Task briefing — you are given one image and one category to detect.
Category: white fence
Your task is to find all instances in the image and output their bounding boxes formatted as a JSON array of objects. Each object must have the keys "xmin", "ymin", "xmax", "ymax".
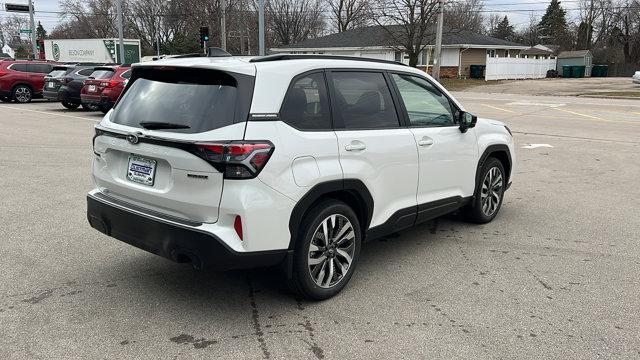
[{"xmin": 485, "ymin": 56, "xmax": 557, "ymax": 81}]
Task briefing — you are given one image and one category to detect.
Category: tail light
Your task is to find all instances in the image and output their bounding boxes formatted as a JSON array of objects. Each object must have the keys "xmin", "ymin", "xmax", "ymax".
[
  {"xmin": 192, "ymin": 141, "xmax": 274, "ymax": 179},
  {"xmin": 100, "ymin": 79, "xmax": 120, "ymax": 88},
  {"xmin": 61, "ymin": 77, "xmax": 72, "ymax": 84}
]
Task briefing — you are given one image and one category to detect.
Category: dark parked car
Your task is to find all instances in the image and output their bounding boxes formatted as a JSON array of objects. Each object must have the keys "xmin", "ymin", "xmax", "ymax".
[
  {"xmin": 0, "ymin": 60, "xmax": 55, "ymax": 103},
  {"xmin": 44, "ymin": 65, "xmax": 100, "ymax": 110},
  {"xmin": 81, "ymin": 65, "xmax": 131, "ymax": 113}
]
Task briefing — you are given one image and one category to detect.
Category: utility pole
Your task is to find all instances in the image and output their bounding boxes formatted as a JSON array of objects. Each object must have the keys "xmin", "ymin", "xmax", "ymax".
[
  {"xmin": 116, "ymin": 0, "xmax": 125, "ymax": 64},
  {"xmin": 258, "ymin": 0, "xmax": 265, "ymax": 55},
  {"xmin": 432, "ymin": 0, "xmax": 444, "ymax": 81},
  {"xmin": 220, "ymin": 0, "xmax": 227, "ymax": 51},
  {"xmin": 28, "ymin": 0, "xmax": 36, "ymax": 59}
]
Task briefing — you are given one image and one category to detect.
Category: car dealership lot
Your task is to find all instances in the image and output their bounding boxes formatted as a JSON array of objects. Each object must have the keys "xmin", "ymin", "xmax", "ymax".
[{"xmin": 1, "ymin": 97, "xmax": 639, "ymax": 359}]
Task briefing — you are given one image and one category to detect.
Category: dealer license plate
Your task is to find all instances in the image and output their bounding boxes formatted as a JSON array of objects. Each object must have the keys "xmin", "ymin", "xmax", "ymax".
[
  {"xmin": 88, "ymin": 85, "xmax": 96, "ymax": 92},
  {"xmin": 48, "ymin": 82, "xmax": 56, "ymax": 88},
  {"xmin": 127, "ymin": 155, "xmax": 157, "ymax": 186}
]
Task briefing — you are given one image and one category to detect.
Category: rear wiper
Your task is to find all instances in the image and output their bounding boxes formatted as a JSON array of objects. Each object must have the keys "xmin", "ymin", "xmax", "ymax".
[{"xmin": 139, "ymin": 121, "xmax": 190, "ymax": 130}]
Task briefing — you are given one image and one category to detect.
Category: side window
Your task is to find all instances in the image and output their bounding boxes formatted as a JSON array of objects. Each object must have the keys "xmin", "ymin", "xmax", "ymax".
[
  {"xmin": 10, "ymin": 64, "xmax": 28, "ymax": 72},
  {"xmin": 330, "ymin": 71, "xmax": 399, "ymax": 129},
  {"xmin": 391, "ymin": 73, "xmax": 455, "ymax": 127},
  {"xmin": 28, "ymin": 64, "xmax": 51, "ymax": 73},
  {"xmin": 78, "ymin": 68, "xmax": 94, "ymax": 76},
  {"xmin": 121, "ymin": 70, "xmax": 132, "ymax": 79},
  {"xmin": 280, "ymin": 72, "xmax": 331, "ymax": 130}
]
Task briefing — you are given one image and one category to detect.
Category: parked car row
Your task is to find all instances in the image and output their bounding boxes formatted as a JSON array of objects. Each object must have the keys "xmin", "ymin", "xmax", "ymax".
[{"xmin": 0, "ymin": 59, "xmax": 130, "ymax": 113}]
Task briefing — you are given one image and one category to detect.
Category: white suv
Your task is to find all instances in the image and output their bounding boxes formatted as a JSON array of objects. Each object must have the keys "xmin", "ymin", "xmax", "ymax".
[{"xmin": 87, "ymin": 55, "xmax": 515, "ymax": 299}]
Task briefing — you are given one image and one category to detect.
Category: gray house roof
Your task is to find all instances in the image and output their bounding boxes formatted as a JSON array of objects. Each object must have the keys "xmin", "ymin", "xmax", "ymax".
[
  {"xmin": 521, "ymin": 46, "xmax": 554, "ymax": 56},
  {"xmin": 558, "ymin": 50, "xmax": 592, "ymax": 59},
  {"xmin": 275, "ymin": 25, "xmax": 525, "ymax": 49}
]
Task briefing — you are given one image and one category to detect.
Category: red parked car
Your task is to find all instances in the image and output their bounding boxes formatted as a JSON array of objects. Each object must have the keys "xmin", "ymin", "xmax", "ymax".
[
  {"xmin": 0, "ymin": 60, "xmax": 55, "ymax": 103},
  {"xmin": 80, "ymin": 65, "xmax": 131, "ymax": 113}
]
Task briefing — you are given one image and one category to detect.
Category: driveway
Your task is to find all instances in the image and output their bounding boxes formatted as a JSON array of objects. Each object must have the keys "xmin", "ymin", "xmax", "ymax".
[{"xmin": 465, "ymin": 77, "xmax": 640, "ymax": 97}]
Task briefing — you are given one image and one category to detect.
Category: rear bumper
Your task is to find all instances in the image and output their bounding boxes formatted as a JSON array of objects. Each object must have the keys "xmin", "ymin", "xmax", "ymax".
[
  {"xmin": 43, "ymin": 89, "xmax": 60, "ymax": 101},
  {"xmin": 81, "ymin": 94, "xmax": 101, "ymax": 104},
  {"xmin": 86, "ymin": 192, "xmax": 287, "ymax": 271}
]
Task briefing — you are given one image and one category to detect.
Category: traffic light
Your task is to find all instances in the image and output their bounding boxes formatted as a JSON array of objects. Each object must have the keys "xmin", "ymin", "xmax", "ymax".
[{"xmin": 199, "ymin": 26, "xmax": 210, "ymax": 42}]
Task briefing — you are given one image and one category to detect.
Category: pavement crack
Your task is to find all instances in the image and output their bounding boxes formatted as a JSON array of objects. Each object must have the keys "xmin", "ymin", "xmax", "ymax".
[
  {"xmin": 527, "ymin": 270, "xmax": 553, "ymax": 291},
  {"xmin": 296, "ymin": 299, "xmax": 325, "ymax": 359},
  {"xmin": 247, "ymin": 275, "xmax": 271, "ymax": 359}
]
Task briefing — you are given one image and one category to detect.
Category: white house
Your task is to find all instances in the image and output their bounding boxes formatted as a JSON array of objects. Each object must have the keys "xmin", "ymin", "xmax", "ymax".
[{"xmin": 271, "ymin": 25, "xmax": 528, "ymax": 78}]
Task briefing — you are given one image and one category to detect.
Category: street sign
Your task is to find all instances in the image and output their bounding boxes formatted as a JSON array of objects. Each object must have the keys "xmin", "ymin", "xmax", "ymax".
[
  {"xmin": 20, "ymin": 29, "xmax": 32, "ymax": 34},
  {"xmin": 5, "ymin": 3, "xmax": 30, "ymax": 13}
]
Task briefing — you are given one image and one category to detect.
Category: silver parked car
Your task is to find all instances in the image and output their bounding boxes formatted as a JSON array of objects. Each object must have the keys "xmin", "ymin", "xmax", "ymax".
[{"xmin": 633, "ymin": 71, "xmax": 640, "ymax": 84}]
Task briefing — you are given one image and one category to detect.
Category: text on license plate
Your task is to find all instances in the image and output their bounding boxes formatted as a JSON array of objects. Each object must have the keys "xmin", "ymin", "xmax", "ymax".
[
  {"xmin": 127, "ymin": 155, "xmax": 157, "ymax": 186},
  {"xmin": 88, "ymin": 85, "xmax": 96, "ymax": 92},
  {"xmin": 48, "ymin": 82, "xmax": 55, "ymax": 88}
]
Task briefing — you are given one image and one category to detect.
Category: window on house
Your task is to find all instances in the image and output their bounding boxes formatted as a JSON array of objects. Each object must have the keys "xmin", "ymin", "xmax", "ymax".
[
  {"xmin": 394, "ymin": 51, "xmax": 402, "ymax": 62},
  {"xmin": 487, "ymin": 49, "xmax": 496, "ymax": 58}
]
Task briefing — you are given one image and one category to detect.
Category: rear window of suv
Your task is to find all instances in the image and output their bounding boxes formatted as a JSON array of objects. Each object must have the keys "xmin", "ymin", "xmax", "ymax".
[
  {"xmin": 110, "ymin": 67, "xmax": 254, "ymax": 133},
  {"xmin": 89, "ymin": 69, "xmax": 115, "ymax": 79}
]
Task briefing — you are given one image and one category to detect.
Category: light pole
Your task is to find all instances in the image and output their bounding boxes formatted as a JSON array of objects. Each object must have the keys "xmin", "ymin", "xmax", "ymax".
[
  {"xmin": 116, "ymin": 0, "xmax": 125, "ymax": 64},
  {"xmin": 156, "ymin": 0, "xmax": 171, "ymax": 58},
  {"xmin": 28, "ymin": 0, "xmax": 36, "ymax": 58}
]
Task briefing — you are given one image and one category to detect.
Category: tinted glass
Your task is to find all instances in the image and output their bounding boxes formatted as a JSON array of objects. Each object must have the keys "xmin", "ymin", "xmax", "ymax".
[
  {"xmin": 77, "ymin": 68, "xmax": 94, "ymax": 76},
  {"xmin": 280, "ymin": 72, "xmax": 331, "ymax": 130},
  {"xmin": 10, "ymin": 64, "xmax": 27, "ymax": 72},
  {"xmin": 89, "ymin": 70, "xmax": 115, "ymax": 79},
  {"xmin": 28, "ymin": 64, "xmax": 52, "ymax": 73},
  {"xmin": 120, "ymin": 69, "xmax": 132, "ymax": 79},
  {"xmin": 47, "ymin": 70, "xmax": 68, "ymax": 78},
  {"xmin": 111, "ymin": 71, "xmax": 238, "ymax": 133},
  {"xmin": 391, "ymin": 73, "xmax": 455, "ymax": 126},
  {"xmin": 330, "ymin": 72, "xmax": 399, "ymax": 129}
]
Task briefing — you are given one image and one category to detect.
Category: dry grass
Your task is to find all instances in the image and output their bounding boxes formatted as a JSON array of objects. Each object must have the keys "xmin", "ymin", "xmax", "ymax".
[
  {"xmin": 438, "ymin": 78, "xmax": 504, "ymax": 91},
  {"xmin": 578, "ymin": 91, "xmax": 640, "ymax": 98}
]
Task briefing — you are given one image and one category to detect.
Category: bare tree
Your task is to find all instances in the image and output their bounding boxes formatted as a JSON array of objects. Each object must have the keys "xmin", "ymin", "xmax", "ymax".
[
  {"xmin": 0, "ymin": 15, "xmax": 30, "ymax": 47},
  {"xmin": 266, "ymin": 0, "xmax": 325, "ymax": 46},
  {"xmin": 327, "ymin": 0, "xmax": 371, "ymax": 32},
  {"xmin": 485, "ymin": 13, "xmax": 501, "ymax": 36},
  {"xmin": 444, "ymin": 0, "xmax": 484, "ymax": 34},
  {"xmin": 373, "ymin": 0, "xmax": 439, "ymax": 67}
]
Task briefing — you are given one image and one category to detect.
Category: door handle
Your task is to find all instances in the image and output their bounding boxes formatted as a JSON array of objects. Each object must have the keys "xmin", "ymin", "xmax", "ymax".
[
  {"xmin": 345, "ymin": 142, "xmax": 366, "ymax": 151},
  {"xmin": 418, "ymin": 137, "xmax": 434, "ymax": 147}
]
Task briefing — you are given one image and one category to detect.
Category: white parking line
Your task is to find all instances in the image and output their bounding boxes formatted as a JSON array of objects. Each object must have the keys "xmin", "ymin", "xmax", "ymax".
[
  {"xmin": 480, "ymin": 104, "xmax": 515, "ymax": 113},
  {"xmin": 0, "ymin": 105, "xmax": 99, "ymax": 123}
]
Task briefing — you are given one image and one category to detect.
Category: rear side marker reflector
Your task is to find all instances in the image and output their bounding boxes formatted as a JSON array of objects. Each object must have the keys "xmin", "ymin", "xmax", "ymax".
[{"xmin": 234, "ymin": 215, "xmax": 243, "ymax": 241}]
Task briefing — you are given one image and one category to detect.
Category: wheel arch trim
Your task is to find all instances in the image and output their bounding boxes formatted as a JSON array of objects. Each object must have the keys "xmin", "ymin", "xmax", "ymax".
[
  {"xmin": 287, "ymin": 179, "xmax": 373, "ymax": 250},
  {"xmin": 475, "ymin": 144, "xmax": 512, "ymax": 190}
]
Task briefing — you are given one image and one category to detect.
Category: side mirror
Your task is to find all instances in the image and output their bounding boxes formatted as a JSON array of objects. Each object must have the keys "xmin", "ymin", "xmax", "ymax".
[{"xmin": 458, "ymin": 111, "xmax": 477, "ymax": 133}]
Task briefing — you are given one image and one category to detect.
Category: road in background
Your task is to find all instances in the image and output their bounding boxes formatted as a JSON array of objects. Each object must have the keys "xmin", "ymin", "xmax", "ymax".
[{"xmin": 1, "ymin": 98, "xmax": 639, "ymax": 359}]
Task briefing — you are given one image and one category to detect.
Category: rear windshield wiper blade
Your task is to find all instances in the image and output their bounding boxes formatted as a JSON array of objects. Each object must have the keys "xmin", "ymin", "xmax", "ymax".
[{"xmin": 139, "ymin": 121, "xmax": 191, "ymax": 130}]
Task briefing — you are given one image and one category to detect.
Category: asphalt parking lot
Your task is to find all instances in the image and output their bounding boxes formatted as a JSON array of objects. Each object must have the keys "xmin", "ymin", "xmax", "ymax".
[{"xmin": 1, "ymin": 95, "xmax": 639, "ymax": 359}]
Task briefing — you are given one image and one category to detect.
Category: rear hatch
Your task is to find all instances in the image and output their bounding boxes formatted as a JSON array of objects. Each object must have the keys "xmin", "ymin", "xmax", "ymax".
[
  {"xmin": 83, "ymin": 67, "xmax": 116, "ymax": 96},
  {"xmin": 44, "ymin": 66, "xmax": 70, "ymax": 92},
  {"xmin": 92, "ymin": 65, "xmax": 256, "ymax": 223}
]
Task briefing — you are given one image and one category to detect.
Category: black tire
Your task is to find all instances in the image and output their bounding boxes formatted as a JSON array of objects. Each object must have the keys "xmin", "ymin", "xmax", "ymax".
[
  {"xmin": 61, "ymin": 101, "xmax": 80, "ymax": 110},
  {"xmin": 82, "ymin": 102, "xmax": 100, "ymax": 111},
  {"xmin": 99, "ymin": 105, "xmax": 111, "ymax": 114},
  {"xmin": 462, "ymin": 157, "xmax": 506, "ymax": 223},
  {"xmin": 288, "ymin": 199, "xmax": 361, "ymax": 300},
  {"xmin": 12, "ymin": 85, "xmax": 32, "ymax": 103}
]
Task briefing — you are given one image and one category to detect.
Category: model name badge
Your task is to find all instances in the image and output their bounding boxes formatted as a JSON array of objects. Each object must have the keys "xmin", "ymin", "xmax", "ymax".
[{"xmin": 187, "ymin": 174, "xmax": 208, "ymax": 180}]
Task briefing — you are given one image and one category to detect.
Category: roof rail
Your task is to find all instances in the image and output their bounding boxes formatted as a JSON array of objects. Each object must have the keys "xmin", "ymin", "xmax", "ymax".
[{"xmin": 249, "ymin": 54, "xmax": 408, "ymax": 67}]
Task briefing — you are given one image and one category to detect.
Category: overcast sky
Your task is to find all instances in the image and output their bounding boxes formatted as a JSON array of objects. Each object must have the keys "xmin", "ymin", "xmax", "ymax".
[{"xmin": 2, "ymin": 0, "xmax": 582, "ymax": 33}]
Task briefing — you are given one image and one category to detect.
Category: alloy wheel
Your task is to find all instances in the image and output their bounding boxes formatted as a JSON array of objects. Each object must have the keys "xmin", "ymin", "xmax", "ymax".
[
  {"xmin": 480, "ymin": 166, "xmax": 503, "ymax": 217},
  {"xmin": 308, "ymin": 214, "xmax": 356, "ymax": 288},
  {"xmin": 14, "ymin": 87, "xmax": 31, "ymax": 103}
]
